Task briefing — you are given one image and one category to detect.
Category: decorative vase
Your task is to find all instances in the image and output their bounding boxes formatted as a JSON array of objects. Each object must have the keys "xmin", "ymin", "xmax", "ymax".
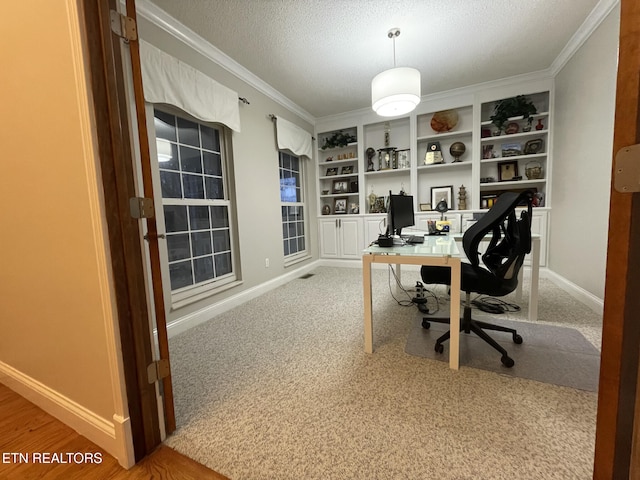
[
  {"xmin": 525, "ymin": 161, "xmax": 543, "ymax": 180},
  {"xmin": 535, "ymin": 119, "xmax": 544, "ymax": 130}
]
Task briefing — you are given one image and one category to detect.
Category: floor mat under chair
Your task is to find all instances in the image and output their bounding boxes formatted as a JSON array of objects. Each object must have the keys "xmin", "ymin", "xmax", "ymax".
[{"xmin": 405, "ymin": 316, "xmax": 600, "ymax": 391}]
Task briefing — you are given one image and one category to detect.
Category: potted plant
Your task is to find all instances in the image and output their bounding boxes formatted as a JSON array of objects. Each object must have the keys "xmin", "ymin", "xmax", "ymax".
[
  {"xmin": 489, "ymin": 95, "xmax": 538, "ymax": 133},
  {"xmin": 321, "ymin": 130, "xmax": 357, "ymax": 150}
]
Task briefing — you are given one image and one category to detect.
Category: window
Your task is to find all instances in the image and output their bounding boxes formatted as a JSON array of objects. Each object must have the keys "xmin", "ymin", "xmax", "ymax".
[
  {"xmin": 279, "ymin": 151, "xmax": 307, "ymax": 260},
  {"xmin": 153, "ymin": 108, "xmax": 236, "ymax": 296}
]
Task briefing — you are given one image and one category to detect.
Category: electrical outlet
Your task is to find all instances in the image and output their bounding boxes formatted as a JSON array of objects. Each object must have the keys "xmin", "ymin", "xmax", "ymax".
[{"xmin": 265, "ymin": 258, "xmax": 270, "ymax": 268}]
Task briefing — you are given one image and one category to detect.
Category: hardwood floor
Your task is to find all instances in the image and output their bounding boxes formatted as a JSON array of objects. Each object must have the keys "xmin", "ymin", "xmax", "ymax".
[{"xmin": 0, "ymin": 383, "xmax": 229, "ymax": 479}]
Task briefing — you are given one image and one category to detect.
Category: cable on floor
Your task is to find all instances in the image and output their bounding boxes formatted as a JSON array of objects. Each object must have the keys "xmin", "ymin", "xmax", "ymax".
[{"xmin": 471, "ymin": 296, "xmax": 521, "ymax": 314}]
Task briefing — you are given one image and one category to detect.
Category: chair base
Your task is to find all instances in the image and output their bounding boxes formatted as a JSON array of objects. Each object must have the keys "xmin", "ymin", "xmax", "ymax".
[{"xmin": 422, "ymin": 301, "xmax": 522, "ymax": 368}]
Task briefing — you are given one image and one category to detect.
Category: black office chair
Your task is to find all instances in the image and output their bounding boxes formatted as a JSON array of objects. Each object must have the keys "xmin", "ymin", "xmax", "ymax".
[{"xmin": 420, "ymin": 190, "xmax": 533, "ymax": 367}]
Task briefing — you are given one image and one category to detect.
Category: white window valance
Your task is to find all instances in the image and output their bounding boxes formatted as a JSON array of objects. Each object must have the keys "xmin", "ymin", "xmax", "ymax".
[
  {"xmin": 275, "ymin": 117, "xmax": 313, "ymax": 159},
  {"xmin": 139, "ymin": 40, "xmax": 241, "ymax": 132}
]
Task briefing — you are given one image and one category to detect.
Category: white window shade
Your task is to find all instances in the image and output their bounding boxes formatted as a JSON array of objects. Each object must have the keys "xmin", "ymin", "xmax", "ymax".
[
  {"xmin": 275, "ymin": 117, "xmax": 313, "ymax": 159},
  {"xmin": 139, "ymin": 40, "xmax": 241, "ymax": 132}
]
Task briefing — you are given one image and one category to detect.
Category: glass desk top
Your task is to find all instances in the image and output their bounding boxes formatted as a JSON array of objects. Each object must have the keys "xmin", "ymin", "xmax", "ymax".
[{"xmin": 363, "ymin": 234, "xmax": 460, "ymax": 257}]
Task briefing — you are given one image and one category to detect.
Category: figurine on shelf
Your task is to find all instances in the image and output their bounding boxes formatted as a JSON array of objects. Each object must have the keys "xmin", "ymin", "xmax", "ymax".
[
  {"xmin": 368, "ymin": 186, "xmax": 377, "ymax": 213},
  {"xmin": 458, "ymin": 185, "xmax": 467, "ymax": 210},
  {"xmin": 366, "ymin": 147, "xmax": 376, "ymax": 172}
]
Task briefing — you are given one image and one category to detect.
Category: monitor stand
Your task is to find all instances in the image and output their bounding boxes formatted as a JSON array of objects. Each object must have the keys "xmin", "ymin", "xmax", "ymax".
[{"xmin": 392, "ymin": 235, "xmax": 405, "ymax": 245}]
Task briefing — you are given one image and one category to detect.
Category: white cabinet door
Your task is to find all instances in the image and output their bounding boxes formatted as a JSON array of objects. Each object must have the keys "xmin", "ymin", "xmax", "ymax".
[
  {"xmin": 318, "ymin": 217, "xmax": 363, "ymax": 259},
  {"xmin": 339, "ymin": 217, "xmax": 363, "ymax": 259},
  {"xmin": 319, "ymin": 218, "xmax": 340, "ymax": 258},
  {"xmin": 363, "ymin": 215, "xmax": 387, "ymax": 247}
]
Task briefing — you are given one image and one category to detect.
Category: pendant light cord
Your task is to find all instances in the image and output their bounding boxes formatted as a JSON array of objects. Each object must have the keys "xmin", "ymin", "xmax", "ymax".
[{"xmin": 388, "ymin": 28, "xmax": 400, "ymax": 67}]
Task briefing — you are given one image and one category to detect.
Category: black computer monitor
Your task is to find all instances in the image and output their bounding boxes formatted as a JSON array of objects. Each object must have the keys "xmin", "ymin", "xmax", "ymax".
[{"xmin": 386, "ymin": 191, "xmax": 415, "ymax": 237}]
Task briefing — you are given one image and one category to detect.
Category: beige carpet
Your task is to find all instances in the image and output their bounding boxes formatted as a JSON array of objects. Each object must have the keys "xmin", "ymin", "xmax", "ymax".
[{"xmin": 165, "ymin": 266, "xmax": 600, "ymax": 480}]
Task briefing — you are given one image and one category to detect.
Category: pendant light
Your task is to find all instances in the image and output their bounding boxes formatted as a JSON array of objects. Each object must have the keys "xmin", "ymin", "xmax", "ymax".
[{"xmin": 371, "ymin": 28, "xmax": 421, "ymax": 117}]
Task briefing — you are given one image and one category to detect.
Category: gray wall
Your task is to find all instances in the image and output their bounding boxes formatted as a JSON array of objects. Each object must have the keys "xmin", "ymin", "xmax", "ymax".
[
  {"xmin": 138, "ymin": 17, "xmax": 318, "ymax": 322},
  {"xmin": 550, "ymin": 5, "xmax": 620, "ymax": 299}
]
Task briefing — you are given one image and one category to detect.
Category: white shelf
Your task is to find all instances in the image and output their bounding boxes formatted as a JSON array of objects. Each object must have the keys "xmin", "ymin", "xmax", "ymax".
[
  {"xmin": 480, "ymin": 179, "xmax": 546, "ymax": 189},
  {"xmin": 417, "ymin": 161, "xmax": 472, "ymax": 171},
  {"xmin": 417, "ymin": 129, "xmax": 472, "ymax": 142},
  {"xmin": 364, "ymin": 168, "xmax": 411, "ymax": 176},
  {"xmin": 481, "ymin": 129, "xmax": 549, "ymax": 142},
  {"xmin": 319, "ymin": 141, "xmax": 357, "ymax": 152},
  {"xmin": 480, "ymin": 112, "xmax": 549, "ymax": 126},
  {"xmin": 319, "ymin": 173, "xmax": 358, "ymax": 180},
  {"xmin": 480, "ymin": 153, "xmax": 547, "ymax": 164},
  {"xmin": 320, "ymin": 192, "xmax": 359, "ymax": 198}
]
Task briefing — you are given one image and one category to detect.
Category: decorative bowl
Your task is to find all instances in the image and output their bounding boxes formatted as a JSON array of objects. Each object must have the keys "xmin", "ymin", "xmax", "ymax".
[
  {"xmin": 430, "ymin": 110, "xmax": 459, "ymax": 133},
  {"xmin": 525, "ymin": 161, "xmax": 543, "ymax": 180}
]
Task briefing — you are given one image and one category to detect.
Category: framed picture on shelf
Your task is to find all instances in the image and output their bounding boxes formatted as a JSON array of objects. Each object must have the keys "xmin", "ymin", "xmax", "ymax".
[
  {"xmin": 332, "ymin": 179, "xmax": 349, "ymax": 194},
  {"xmin": 340, "ymin": 165, "xmax": 353, "ymax": 175},
  {"xmin": 334, "ymin": 197, "xmax": 347, "ymax": 214},
  {"xmin": 419, "ymin": 203, "xmax": 432, "ymax": 211},
  {"xmin": 326, "ymin": 167, "xmax": 338, "ymax": 176},
  {"xmin": 523, "ymin": 138, "xmax": 544, "ymax": 154},
  {"xmin": 501, "ymin": 142, "xmax": 522, "ymax": 157},
  {"xmin": 482, "ymin": 144, "xmax": 495, "ymax": 159},
  {"xmin": 498, "ymin": 161, "xmax": 519, "ymax": 181},
  {"xmin": 431, "ymin": 185, "xmax": 454, "ymax": 210},
  {"xmin": 481, "ymin": 188, "xmax": 538, "ymax": 209},
  {"xmin": 480, "ymin": 193, "xmax": 499, "ymax": 209}
]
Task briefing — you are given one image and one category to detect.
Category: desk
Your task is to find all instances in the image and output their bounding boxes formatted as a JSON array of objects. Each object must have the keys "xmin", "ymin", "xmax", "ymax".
[{"xmin": 362, "ymin": 235, "xmax": 462, "ymax": 370}]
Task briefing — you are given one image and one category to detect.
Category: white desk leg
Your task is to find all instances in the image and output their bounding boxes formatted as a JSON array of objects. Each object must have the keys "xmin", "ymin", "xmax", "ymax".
[
  {"xmin": 363, "ymin": 255, "xmax": 374, "ymax": 353},
  {"xmin": 529, "ymin": 238, "xmax": 540, "ymax": 322},
  {"xmin": 515, "ymin": 270, "xmax": 523, "ymax": 303},
  {"xmin": 448, "ymin": 258, "xmax": 461, "ymax": 370}
]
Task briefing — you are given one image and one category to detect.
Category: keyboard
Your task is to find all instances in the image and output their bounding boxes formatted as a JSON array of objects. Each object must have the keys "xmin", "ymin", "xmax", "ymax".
[{"xmin": 405, "ymin": 235, "xmax": 425, "ymax": 244}]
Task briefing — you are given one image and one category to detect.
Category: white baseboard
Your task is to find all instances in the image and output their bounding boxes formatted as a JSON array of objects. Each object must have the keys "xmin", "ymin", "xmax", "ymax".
[
  {"xmin": 166, "ymin": 260, "xmax": 323, "ymax": 338},
  {"xmin": 542, "ymin": 268, "xmax": 604, "ymax": 315},
  {"xmin": 0, "ymin": 361, "xmax": 134, "ymax": 468},
  {"xmin": 317, "ymin": 258, "xmax": 362, "ymax": 268}
]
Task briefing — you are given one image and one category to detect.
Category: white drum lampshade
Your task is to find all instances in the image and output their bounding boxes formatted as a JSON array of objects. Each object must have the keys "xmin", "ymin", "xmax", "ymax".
[{"xmin": 371, "ymin": 67, "xmax": 421, "ymax": 117}]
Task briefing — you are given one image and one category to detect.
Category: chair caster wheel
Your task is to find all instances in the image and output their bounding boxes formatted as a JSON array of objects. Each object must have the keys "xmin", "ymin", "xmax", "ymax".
[
  {"xmin": 421, "ymin": 319, "xmax": 430, "ymax": 329},
  {"xmin": 513, "ymin": 334, "xmax": 523, "ymax": 344},
  {"xmin": 501, "ymin": 355, "xmax": 515, "ymax": 368},
  {"xmin": 434, "ymin": 343, "xmax": 444, "ymax": 354}
]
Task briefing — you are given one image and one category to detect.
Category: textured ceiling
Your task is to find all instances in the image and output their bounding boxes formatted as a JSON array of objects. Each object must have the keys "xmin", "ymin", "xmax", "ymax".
[{"xmin": 146, "ymin": 0, "xmax": 602, "ymax": 119}]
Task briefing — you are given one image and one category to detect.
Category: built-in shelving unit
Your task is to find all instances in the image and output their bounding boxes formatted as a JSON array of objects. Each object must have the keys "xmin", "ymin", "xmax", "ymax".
[
  {"xmin": 314, "ymin": 82, "xmax": 553, "ymax": 264},
  {"xmin": 479, "ymin": 91, "xmax": 550, "ymax": 208},
  {"xmin": 317, "ymin": 132, "xmax": 359, "ymax": 215}
]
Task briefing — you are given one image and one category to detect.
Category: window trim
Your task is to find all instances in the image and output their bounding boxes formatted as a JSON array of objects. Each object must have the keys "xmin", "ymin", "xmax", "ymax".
[
  {"xmin": 146, "ymin": 104, "xmax": 239, "ymax": 308},
  {"xmin": 279, "ymin": 150, "xmax": 308, "ymax": 265}
]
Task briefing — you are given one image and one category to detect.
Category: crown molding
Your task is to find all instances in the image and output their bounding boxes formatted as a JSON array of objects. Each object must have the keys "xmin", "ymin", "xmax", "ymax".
[
  {"xmin": 135, "ymin": 0, "xmax": 315, "ymax": 125},
  {"xmin": 549, "ymin": 0, "xmax": 620, "ymax": 76},
  {"xmin": 135, "ymin": 0, "xmax": 617, "ymax": 127}
]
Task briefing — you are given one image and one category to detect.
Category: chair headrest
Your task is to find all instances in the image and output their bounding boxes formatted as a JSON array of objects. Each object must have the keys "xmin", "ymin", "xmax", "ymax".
[{"xmin": 463, "ymin": 191, "xmax": 533, "ymax": 266}]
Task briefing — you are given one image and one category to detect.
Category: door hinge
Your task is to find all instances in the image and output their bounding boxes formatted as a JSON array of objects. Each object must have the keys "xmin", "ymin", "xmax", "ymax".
[
  {"xmin": 110, "ymin": 10, "xmax": 138, "ymax": 42},
  {"xmin": 615, "ymin": 144, "xmax": 640, "ymax": 192},
  {"xmin": 129, "ymin": 197, "xmax": 154, "ymax": 219},
  {"xmin": 147, "ymin": 359, "xmax": 170, "ymax": 384}
]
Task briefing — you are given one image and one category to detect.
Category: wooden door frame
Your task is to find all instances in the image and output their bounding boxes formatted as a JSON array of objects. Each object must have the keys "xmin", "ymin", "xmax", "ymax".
[
  {"xmin": 594, "ymin": 0, "xmax": 640, "ymax": 477},
  {"xmin": 81, "ymin": 0, "xmax": 640, "ymax": 472},
  {"xmin": 80, "ymin": 0, "xmax": 162, "ymax": 461}
]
